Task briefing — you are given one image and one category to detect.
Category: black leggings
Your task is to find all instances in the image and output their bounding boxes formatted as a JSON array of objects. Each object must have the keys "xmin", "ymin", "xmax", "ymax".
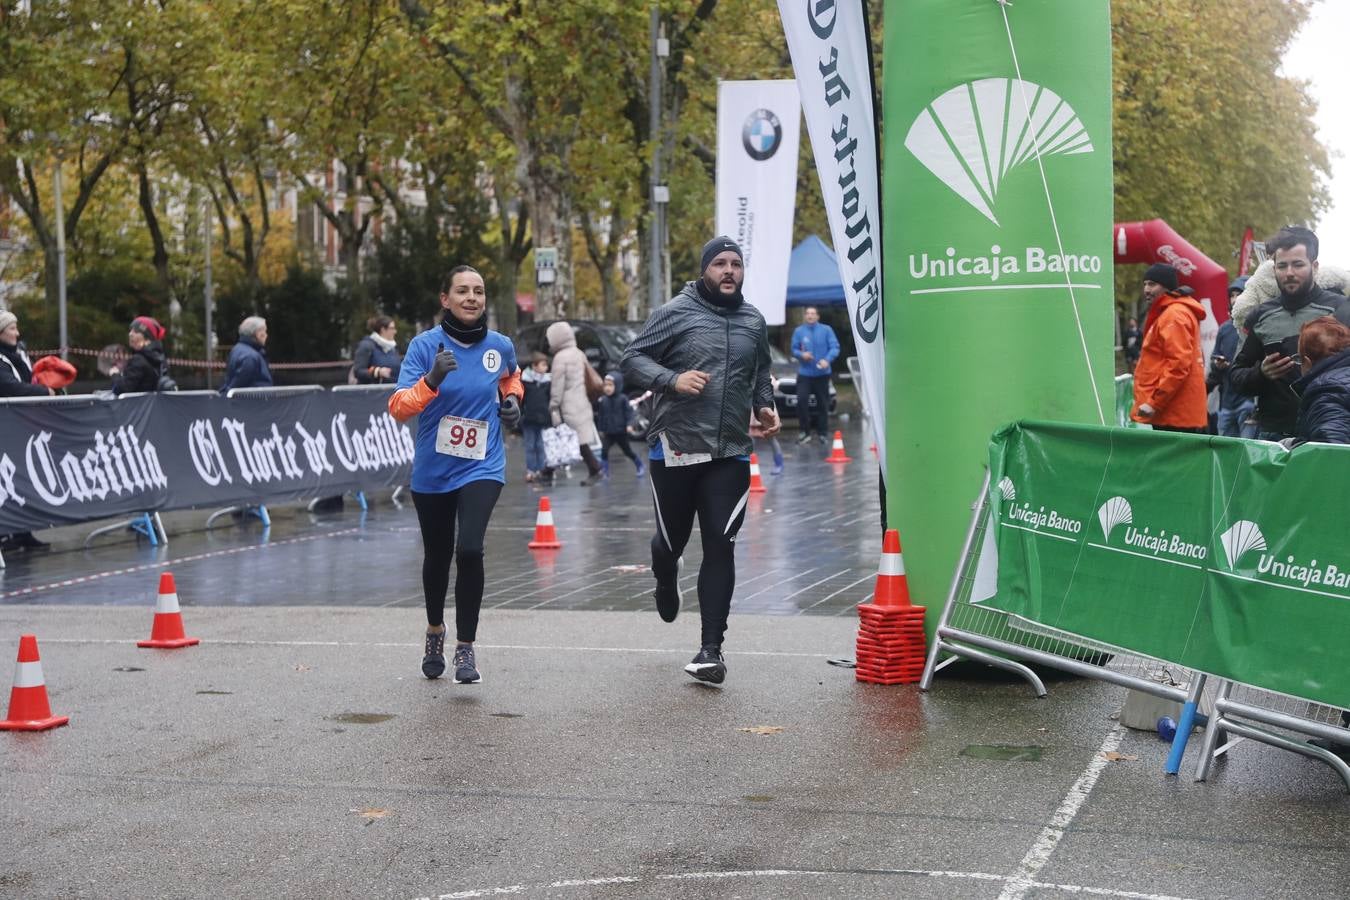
[
  {"xmin": 412, "ymin": 481, "xmax": 502, "ymax": 642},
  {"xmin": 649, "ymin": 457, "xmax": 750, "ymax": 647}
]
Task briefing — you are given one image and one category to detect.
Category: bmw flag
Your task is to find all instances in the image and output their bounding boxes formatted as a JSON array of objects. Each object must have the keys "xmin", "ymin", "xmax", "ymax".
[{"xmin": 715, "ymin": 80, "xmax": 801, "ymax": 326}]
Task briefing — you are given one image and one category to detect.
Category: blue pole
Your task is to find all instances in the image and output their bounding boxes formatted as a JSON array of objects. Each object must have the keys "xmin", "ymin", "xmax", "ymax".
[{"xmin": 1165, "ymin": 674, "xmax": 1207, "ymax": 775}]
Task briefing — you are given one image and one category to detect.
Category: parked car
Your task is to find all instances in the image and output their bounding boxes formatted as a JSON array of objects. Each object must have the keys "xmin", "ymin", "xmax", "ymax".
[
  {"xmin": 771, "ymin": 344, "xmax": 838, "ymax": 420},
  {"xmin": 512, "ymin": 320, "xmax": 639, "ymax": 381}
]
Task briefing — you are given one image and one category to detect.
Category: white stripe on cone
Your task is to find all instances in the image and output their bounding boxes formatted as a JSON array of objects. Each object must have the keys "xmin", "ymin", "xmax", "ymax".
[
  {"xmin": 12, "ymin": 660, "xmax": 44, "ymax": 689},
  {"xmin": 155, "ymin": 591, "xmax": 182, "ymax": 614},
  {"xmin": 537, "ymin": 511, "xmax": 554, "ymax": 527},
  {"xmin": 878, "ymin": 553, "xmax": 905, "ymax": 577},
  {"xmin": 750, "ymin": 460, "xmax": 761, "ymax": 476}
]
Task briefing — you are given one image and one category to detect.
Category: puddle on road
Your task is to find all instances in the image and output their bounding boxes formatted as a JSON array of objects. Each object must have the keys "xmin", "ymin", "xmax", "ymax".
[
  {"xmin": 490, "ymin": 712, "xmax": 524, "ymax": 719},
  {"xmin": 196, "ymin": 690, "xmax": 233, "ymax": 695},
  {"xmin": 961, "ymin": 744, "xmax": 1044, "ymax": 761},
  {"xmin": 112, "ymin": 667, "xmax": 145, "ymax": 673},
  {"xmin": 328, "ymin": 712, "xmax": 396, "ymax": 725}
]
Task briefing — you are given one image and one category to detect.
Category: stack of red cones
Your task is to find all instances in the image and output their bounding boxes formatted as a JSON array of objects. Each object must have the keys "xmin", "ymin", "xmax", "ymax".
[{"xmin": 855, "ymin": 529, "xmax": 927, "ymax": 685}]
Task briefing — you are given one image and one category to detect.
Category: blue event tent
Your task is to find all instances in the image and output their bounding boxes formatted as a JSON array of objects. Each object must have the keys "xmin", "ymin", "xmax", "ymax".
[{"xmin": 785, "ymin": 234, "xmax": 847, "ymax": 307}]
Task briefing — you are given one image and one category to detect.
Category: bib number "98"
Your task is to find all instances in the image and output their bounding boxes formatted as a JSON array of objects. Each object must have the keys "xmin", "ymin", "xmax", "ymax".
[{"xmin": 436, "ymin": 415, "xmax": 489, "ymax": 460}]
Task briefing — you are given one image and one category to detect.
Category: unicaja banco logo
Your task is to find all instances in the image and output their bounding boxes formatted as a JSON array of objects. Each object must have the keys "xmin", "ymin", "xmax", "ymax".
[
  {"xmin": 742, "ymin": 109, "xmax": 783, "ymax": 161},
  {"xmin": 904, "ymin": 78, "xmax": 1093, "ymax": 226},
  {"xmin": 1096, "ymin": 496, "xmax": 1132, "ymax": 541},
  {"xmin": 1219, "ymin": 520, "xmax": 1267, "ymax": 569},
  {"xmin": 997, "ymin": 476, "xmax": 1016, "ymax": 502}
]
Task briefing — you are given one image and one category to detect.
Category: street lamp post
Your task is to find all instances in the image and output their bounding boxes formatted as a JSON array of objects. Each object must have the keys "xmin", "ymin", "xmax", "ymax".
[
  {"xmin": 648, "ymin": 5, "xmax": 669, "ymax": 315},
  {"xmin": 53, "ymin": 156, "xmax": 68, "ymax": 360},
  {"xmin": 203, "ymin": 200, "xmax": 214, "ymax": 389}
]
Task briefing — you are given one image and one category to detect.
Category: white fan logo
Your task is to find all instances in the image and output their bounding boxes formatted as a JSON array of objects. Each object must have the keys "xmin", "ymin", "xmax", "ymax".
[
  {"xmin": 1219, "ymin": 520, "xmax": 1267, "ymax": 569},
  {"xmin": 997, "ymin": 476, "xmax": 1016, "ymax": 502},
  {"xmin": 1097, "ymin": 496, "xmax": 1133, "ymax": 541},
  {"xmin": 905, "ymin": 78, "xmax": 1093, "ymax": 226}
]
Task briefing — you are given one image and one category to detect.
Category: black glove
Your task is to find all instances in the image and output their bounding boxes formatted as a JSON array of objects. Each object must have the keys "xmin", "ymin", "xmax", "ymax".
[
  {"xmin": 424, "ymin": 343, "xmax": 457, "ymax": 390},
  {"xmin": 498, "ymin": 395, "xmax": 521, "ymax": 428}
]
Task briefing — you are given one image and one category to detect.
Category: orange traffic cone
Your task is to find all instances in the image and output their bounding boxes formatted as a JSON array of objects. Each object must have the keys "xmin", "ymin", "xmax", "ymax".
[
  {"xmin": 748, "ymin": 453, "xmax": 766, "ymax": 494},
  {"xmin": 854, "ymin": 529, "xmax": 927, "ymax": 686},
  {"xmin": 137, "ymin": 572, "xmax": 200, "ymax": 649},
  {"xmin": 0, "ymin": 635, "xmax": 69, "ymax": 731},
  {"xmin": 527, "ymin": 496, "xmax": 562, "ymax": 549},
  {"xmin": 825, "ymin": 430, "xmax": 852, "ymax": 464},
  {"xmin": 871, "ymin": 529, "xmax": 911, "ymax": 607}
]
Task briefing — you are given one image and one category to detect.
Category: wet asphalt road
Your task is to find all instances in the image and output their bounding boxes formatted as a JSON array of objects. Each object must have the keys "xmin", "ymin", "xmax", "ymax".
[
  {"xmin": 0, "ymin": 423, "xmax": 882, "ymax": 617},
  {"xmin": 2, "ymin": 421, "xmax": 1349, "ymax": 899}
]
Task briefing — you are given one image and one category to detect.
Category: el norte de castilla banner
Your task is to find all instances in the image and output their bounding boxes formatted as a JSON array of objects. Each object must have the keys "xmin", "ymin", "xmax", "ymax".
[
  {"xmin": 986, "ymin": 422, "xmax": 1350, "ymax": 709},
  {"xmin": 883, "ymin": 1, "xmax": 1115, "ymax": 636},
  {"xmin": 716, "ymin": 79, "xmax": 801, "ymax": 327},
  {"xmin": 0, "ymin": 389, "xmax": 413, "ymax": 532},
  {"xmin": 778, "ymin": 0, "xmax": 886, "ymax": 478}
]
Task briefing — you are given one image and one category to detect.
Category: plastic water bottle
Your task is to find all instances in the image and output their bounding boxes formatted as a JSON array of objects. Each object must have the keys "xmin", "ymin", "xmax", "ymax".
[{"xmin": 1157, "ymin": 716, "xmax": 1178, "ymax": 742}]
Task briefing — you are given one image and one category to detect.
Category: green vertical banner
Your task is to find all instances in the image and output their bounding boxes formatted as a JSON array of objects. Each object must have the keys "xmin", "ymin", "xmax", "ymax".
[{"xmin": 882, "ymin": 1, "xmax": 1114, "ymax": 637}]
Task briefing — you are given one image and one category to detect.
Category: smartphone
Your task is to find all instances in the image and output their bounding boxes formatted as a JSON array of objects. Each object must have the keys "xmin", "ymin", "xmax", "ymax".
[{"xmin": 1263, "ymin": 336, "xmax": 1300, "ymax": 359}]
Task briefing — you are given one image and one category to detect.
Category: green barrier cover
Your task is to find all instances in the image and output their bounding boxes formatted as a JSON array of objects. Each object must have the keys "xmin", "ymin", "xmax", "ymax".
[
  {"xmin": 883, "ymin": 1, "xmax": 1114, "ymax": 640},
  {"xmin": 987, "ymin": 420, "xmax": 1350, "ymax": 708}
]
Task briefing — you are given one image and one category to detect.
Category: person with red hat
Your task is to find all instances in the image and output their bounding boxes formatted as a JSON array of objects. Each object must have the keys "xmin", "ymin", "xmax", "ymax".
[{"xmin": 110, "ymin": 316, "xmax": 172, "ymax": 395}]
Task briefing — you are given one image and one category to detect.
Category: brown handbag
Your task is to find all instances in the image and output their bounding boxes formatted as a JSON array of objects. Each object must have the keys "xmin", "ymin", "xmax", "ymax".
[{"xmin": 583, "ymin": 360, "xmax": 604, "ymax": 400}]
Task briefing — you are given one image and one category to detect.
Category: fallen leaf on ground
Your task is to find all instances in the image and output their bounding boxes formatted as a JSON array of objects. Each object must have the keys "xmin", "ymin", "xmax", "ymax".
[
  {"xmin": 1103, "ymin": 751, "xmax": 1138, "ymax": 762},
  {"xmin": 738, "ymin": 726, "xmax": 785, "ymax": 736},
  {"xmin": 351, "ymin": 807, "xmax": 391, "ymax": 820},
  {"xmin": 293, "ymin": 664, "xmax": 311, "ymax": 672}
]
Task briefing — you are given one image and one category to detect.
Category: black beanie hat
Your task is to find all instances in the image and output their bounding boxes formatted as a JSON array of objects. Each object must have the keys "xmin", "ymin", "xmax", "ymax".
[
  {"xmin": 701, "ymin": 236, "xmax": 743, "ymax": 273},
  {"xmin": 1143, "ymin": 263, "xmax": 1179, "ymax": 291}
]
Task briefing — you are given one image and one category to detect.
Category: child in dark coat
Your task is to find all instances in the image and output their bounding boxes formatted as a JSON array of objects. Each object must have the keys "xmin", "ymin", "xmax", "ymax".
[
  {"xmin": 594, "ymin": 372, "xmax": 644, "ymax": 477},
  {"xmin": 521, "ymin": 353, "xmax": 554, "ymax": 483}
]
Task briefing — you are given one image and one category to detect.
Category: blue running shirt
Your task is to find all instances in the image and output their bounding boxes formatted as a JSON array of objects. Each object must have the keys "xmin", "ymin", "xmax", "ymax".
[{"xmin": 397, "ymin": 328, "xmax": 518, "ymax": 494}]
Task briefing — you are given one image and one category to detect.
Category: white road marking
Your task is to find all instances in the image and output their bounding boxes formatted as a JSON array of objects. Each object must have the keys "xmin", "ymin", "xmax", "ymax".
[
  {"xmin": 998, "ymin": 725, "xmax": 1127, "ymax": 900},
  {"xmin": 414, "ymin": 865, "xmax": 1197, "ymax": 900}
]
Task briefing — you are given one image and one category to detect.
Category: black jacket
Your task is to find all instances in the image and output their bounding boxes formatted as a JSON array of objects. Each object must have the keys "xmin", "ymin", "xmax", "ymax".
[
  {"xmin": 0, "ymin": 341, "xmax": 47, "ymax": 398},
  {"xmin": 1295, "ymin": 349, "xmax": 1350, "ymax": 445},
  {"xmin": 112, "ymin": 342, "xmax": 168, "ymax": 395},
  {"xmin": 521, "ymin": 370, "xmax": 552, "ymax": 428},
  {"xmin": 220, "ymin": 336, "xmax": 273, "ymax": 394},
  {"xmin": 1229, "ymin": 285, "xmax": 1350, "ymax": 435},
  {"xmin": 621, "ymin": 282, "xmax": 774, "ymax": 459}
]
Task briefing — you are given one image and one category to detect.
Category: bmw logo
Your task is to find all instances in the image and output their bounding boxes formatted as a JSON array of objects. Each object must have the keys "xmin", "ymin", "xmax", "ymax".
[{"xmin": 742, "ymin": 109, "xmax": 783, "ymax": 161}]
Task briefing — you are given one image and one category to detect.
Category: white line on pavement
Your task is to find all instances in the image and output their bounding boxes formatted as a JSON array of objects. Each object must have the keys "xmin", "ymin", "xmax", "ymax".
[
  {"xmin": 998, "ymin": 725, "xmax": 1127, "ymax": 900},
  {"xmin": 414, "ymin": 865, "xmax": 1197, "ymax": 900}
]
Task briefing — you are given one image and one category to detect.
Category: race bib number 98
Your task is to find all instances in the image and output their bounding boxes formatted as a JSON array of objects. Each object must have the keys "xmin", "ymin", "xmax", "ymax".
[{"xmin": 436, "ymin": 415, "xmax": 489, "ymax": 460}]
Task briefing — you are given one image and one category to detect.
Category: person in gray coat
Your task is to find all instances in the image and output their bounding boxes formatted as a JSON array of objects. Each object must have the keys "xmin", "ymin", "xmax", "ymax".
[
  {"xmin": 621, "ymin": 235, "xmax": 779, "ymax": 685},
  {"xmin": 546, "ymin": 320, "xmax": 604, "ymax": 485}
]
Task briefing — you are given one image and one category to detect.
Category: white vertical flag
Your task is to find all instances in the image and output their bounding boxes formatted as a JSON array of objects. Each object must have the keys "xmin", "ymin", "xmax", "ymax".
[
  {"xmin": 715, "ymin": 80, "xmax": 801, "ymax": 327},
  {"xmin": 777, "ymin": 0, "xmax": 886, "ymax": 478}
]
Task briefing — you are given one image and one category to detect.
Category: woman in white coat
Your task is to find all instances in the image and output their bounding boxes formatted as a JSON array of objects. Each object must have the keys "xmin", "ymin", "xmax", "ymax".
[{"xmin": 545, "ymin": 320, "xmax": 604, "ymax": 486}]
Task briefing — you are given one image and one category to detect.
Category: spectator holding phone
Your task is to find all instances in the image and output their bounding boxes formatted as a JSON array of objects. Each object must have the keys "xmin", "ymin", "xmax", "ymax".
[
  {"xmin": 1130, "ymin": 263, "xmax": 1208, "ymax": 433},
  {"xmin": 1207, "ymin": 280, "xmax": 1257, "ymax": 438},
  {"xmin": 1230, "ymin": 227, "xmax": 1350, "ymax": 440}
]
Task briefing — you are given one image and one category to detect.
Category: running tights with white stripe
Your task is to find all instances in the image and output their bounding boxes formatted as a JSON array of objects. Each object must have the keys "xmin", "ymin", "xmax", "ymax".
[
  {"xmin": 411, "ymin": 480, "xmax": 502, "ymax": 642},
  {"xmin": 649, "ymin": 457, "xmax": 750, "ymax": 647}
]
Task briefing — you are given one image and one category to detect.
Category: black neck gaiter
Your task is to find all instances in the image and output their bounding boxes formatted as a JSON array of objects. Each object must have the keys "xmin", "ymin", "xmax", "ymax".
[
  {"xmin": 441, "ymin": 312, "xmax": 488, "ymax": 345},
  {"xmin": 696, "ymin": 277, "xmax": 744, "ymax": 310}
]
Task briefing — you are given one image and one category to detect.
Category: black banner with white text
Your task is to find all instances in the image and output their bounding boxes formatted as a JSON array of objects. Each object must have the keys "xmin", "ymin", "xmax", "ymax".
[{"xmin": 0, "ymin": 388, "xmax": 414, "ymax": 532}]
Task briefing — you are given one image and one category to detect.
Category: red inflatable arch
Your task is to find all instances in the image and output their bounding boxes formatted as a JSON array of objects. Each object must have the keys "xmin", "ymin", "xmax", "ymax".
[{"xmin": 1114, "ymin": 219, "xmax": 1231, "ymax": 325}]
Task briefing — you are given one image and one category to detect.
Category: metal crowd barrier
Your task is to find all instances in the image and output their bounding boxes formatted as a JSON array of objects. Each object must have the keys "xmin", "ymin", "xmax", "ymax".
[{"xmin": 919, "ymin": 471, "xmax": 1350, "ymax": 791}]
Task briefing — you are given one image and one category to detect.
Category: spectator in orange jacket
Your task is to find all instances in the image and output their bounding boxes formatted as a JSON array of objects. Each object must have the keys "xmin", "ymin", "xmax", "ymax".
[{"xmin": 1130, "ymin": 263, "xmax": 1208, "ymax": 433}]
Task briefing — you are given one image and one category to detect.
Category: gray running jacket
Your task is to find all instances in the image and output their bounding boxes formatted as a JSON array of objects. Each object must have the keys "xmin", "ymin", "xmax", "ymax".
[{"xmin": 621, "ymin": 282, "xmax": 774, "ymax": 459}]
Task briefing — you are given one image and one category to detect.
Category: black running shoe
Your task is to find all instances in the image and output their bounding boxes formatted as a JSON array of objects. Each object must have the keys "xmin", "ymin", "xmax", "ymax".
[
  {"xmin": 422, "ymin": 630, "xmax": 446, "ymax": 679},
  {"xmin": 654, "ymin": 556, "xmax": 683, "ymax": 623},
  {"xmin": 684, "ymin": 645, "xmax": 726, "ymax": 684},
  {"xmin": 453, "ymin": 644, "xmax": 482, "ymax": 684}
]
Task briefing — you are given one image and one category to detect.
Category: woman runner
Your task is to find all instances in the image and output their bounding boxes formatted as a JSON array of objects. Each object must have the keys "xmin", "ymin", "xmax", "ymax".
[{"xmin": 389, "ymin": 266, "xmax": 523, "ymax": 683}]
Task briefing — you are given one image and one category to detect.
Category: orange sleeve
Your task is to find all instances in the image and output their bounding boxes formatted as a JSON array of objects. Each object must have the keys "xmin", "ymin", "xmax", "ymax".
[
  {"xmin": 498, "ymin": 367, "xmax": 523, "ymax": 402},
  {"xmin": 388, "ymin": 377, "xmax": 437, "ymax": 422}
]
